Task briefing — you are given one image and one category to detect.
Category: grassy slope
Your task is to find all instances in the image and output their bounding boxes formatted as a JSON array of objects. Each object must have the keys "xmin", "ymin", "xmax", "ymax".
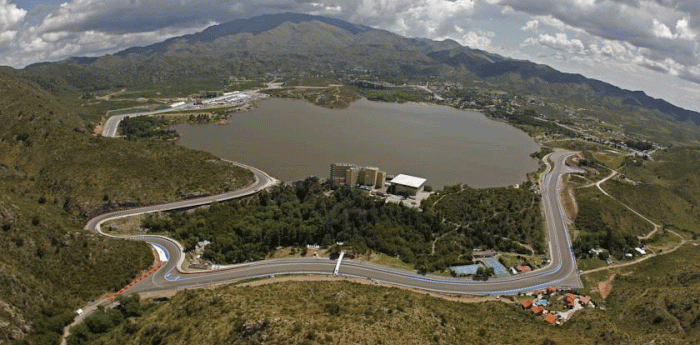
[
  {"xmin": 77, "ymin": 242, "xmax": 700, "ymax": 345},
  {"xmin": 595, "ymin": 245, "xmax": 700, "ymax": 343},
  {"xmin": 606, "ymin": 147, "xmax": 700, "ymax": 234},
  {"xmin": 573, "ymin": 186, "xmax": 653, "ymax": 238},
  {"xmin": 84, "ymin": 281, "xmax": 603, "ymax": 345},
  {"xmin": 0, "ymin": 69, "xmax": 254, "ymax": 216},
  {"xmin": 0, "ymin": 69, "xmax": 255, "ymax": 343}
]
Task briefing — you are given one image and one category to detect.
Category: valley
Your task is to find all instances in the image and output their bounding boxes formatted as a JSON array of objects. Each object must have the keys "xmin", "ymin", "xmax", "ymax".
[{"xmin": 1, "ymin": 11, "xmax": 700, "ymax": 345}]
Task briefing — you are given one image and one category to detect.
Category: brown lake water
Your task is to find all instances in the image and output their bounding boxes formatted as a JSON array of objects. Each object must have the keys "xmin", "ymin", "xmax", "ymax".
[{"xmin": 173, "ymin": 98, "xmax": 540, "ymax": 188}]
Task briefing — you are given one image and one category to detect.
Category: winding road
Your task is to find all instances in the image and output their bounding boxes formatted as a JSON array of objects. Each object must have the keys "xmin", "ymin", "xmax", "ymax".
[{"xmin": 85, "ymin": 151, "xmax": 582, "ymax": 297}]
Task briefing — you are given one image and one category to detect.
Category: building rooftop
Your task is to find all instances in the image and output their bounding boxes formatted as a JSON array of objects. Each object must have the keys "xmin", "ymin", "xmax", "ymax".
[
  {"xmin": 545, "ymin": 314, "xmax": 557, "ymax": 324},
  {"xmin": 517, "ymin": 265, "xmax": 532, "ymax": 273},
  {"xmin": 580, "ymin": 296, "xmax": 591, "ymax": 306},
  {"xmin": 389, "ymin": 174, "xmax": 427, "ymax": 188},
  {"xmin": 450, "ymin": 264, "xmax": 482, "ymax": 276}
]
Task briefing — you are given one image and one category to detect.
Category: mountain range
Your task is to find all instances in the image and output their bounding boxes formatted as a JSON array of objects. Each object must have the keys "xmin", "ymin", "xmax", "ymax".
[{"xmin": 22, "ymin": 12, "xmax": 700, "ymax": 127}]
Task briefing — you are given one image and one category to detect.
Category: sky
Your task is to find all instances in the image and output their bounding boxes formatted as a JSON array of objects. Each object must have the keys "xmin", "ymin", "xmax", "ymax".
[{"xmin": 2, "ymin": 0, "xmax": 700, "ymax": 111}]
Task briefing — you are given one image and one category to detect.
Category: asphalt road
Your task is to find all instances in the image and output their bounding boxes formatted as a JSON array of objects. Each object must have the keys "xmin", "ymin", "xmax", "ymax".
[
  {"xmin": 85, "ymin": 151, "xmax": 581, "ymax": 296},
  {"xmin": 102, "ymin": 106, "xmax": 187, "ymax": 138}
]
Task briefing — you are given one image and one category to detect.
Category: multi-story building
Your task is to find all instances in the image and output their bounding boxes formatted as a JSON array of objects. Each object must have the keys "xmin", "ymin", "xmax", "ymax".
[
  {"xmin": 375, "ymin": 170, "xmax": 387, "ymax": 188},
  {"xmin": 330, "ymin": 163, "xmax": 386, "ymax": 188},
  {"xmin": 362, "ymin": 167, "xmax": 379, "ymax": 186},
  {"xmin": 330, "ymin": 163, "xmax": 357, "ymax": 183},
  {"xmin": 345, "ymin": 167, "xmax": 359, "ymax": 185}
]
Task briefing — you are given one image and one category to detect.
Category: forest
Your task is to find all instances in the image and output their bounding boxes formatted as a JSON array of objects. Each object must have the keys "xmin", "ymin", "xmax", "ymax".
[
  {"xmin": 572, "ymin": 199, "xmax": 641, "ymax": 259},
  {"xmin": 424, "ymin": 183, "xmax": 546, "ymax": 255},
  {"xmin": 118, "ymin": 116, "xmax": 178, "ymax": 140},
  {"xmin": 142, "ymin": 178, "xmax": 546, "ymax": 273}
]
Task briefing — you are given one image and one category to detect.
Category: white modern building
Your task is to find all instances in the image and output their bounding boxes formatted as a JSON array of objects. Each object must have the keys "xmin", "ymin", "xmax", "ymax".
[{"xmin": 389, "ymin": 174, "xmax": 427, "ymax": 196}]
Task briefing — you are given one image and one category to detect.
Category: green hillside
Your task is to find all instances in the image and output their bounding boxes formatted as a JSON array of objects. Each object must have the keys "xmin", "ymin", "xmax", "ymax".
[
  {"xmin": 607, "ymin": 147, "xmax": 700, "ymax": 234},
  {"xmin": 72, "ymin": 281, "xmax": 603, "ymax": 345},
  {"xmin": 0, "ymin": 68, "xmax": 254, "ymax": 344},
  {"xmin": 69, "ymin": 241, "xmax": 700, "ymax": 345}
]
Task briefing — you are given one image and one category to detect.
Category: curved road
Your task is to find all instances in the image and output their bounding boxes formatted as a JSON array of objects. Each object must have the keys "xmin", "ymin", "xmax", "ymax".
[{"xmin": 86, "ymin": 151, "xmax": 581, "ymax": 296}]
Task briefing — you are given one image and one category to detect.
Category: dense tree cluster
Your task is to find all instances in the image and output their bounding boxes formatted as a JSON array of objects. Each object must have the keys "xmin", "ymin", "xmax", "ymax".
[
  {"xmin": 67, "ymin": 295, "xmax": 148, "ymax": 345},
  {"xmin": 143, "ymin": 179, "xmax": 547, "ymax": 273},
  {"xmin": 426, "ymin": 183, "xmax": 546, "ymax": 255},
  {"xmin": 118, "ymin": 116, "xmax": 178, "ymax": 140},
  {"xmin": 623, "ymin": 140, "xmax": 653, "ymax": 152},
  {"xmin": 143, "ymin": 178, "xmax": 445, "ymax": 267},
  {"xmin": 572, "ymin": 202, "xmax": 640, "ymax": 258}
]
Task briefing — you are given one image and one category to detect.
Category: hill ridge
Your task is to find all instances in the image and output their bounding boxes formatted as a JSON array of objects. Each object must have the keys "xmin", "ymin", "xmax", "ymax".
[{"xmin": 22, "ymin": 12, "xmax": 700, "ymax": 126}]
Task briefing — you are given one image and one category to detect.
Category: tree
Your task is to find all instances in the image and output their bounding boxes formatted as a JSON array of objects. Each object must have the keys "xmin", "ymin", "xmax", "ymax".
[{"xmin": 475, "ymin": 266, "xmax": 495, "ymax": 280}]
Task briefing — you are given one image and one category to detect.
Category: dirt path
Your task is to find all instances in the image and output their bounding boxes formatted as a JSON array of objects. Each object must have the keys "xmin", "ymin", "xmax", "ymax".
[
  {"xmin": 582, "ymin": 170, "xmax": 617, "ymax": 188},
  {"xmin": 595, "ymin": 178, "xmax": 661, "ymax": 239},
  {"xmin": 579, "ymin": 165, "xmax": 660, "ymax": 240},
  {"xmin": 598, "ymin": 274, "xmax": 615, "ymax": 299}
]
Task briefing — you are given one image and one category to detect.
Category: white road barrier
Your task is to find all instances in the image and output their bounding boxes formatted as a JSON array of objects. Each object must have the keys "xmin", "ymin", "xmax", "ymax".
[{"xmin": 333, "ymin": 251, "xmax": 345, "ymax": 276}]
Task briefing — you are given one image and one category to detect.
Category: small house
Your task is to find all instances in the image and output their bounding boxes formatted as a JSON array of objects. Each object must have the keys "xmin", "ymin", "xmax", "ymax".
[
  {"xmin": 516, "ymin": 265, "xmax": 532, "ymax": 273},
  {"xmin": 564, "ymin": 293, "xmax": 576, "ymax": 308},
  {"xmin": 579, "ymin": 296, "xmax": 591, "ymax": 307}
]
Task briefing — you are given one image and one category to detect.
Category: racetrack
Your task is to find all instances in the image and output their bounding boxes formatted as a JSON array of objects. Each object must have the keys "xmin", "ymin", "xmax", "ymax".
[{"xmin": 86, "ymin": 151, "xmax": 581, "ymax": 296}]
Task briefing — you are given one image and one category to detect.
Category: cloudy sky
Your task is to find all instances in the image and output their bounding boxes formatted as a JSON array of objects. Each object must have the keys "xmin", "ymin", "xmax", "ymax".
[{"xmin": 2, "ymin": 0, "xmax": 700, "ymax": 111}]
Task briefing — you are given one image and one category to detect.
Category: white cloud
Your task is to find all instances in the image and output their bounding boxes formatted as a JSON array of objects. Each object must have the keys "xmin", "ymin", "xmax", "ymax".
[
  {"xmin": 441, "ymin": 27, "xmax": 495, "ymax": 49},
  {"xmin": 676, "ymin": 18, "xmax": 696, "ymax": 40},
  {"xmin": 652, "ymin": 19, "xmax": 674, "ymax": 39},
  {"xmin": 521, "ymin": 20, "xmax": 538, "ymax": 32},
  {"xmin": 0, "ymin": 0, "xmax": 25, "ymax": 30},
  {"xmin": 523, "ymin": 33, "xmax": 586, "ymax": 55}
]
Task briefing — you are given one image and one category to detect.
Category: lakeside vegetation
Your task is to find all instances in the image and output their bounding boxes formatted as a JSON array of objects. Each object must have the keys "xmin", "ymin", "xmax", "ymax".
[
  {"xmin": 141, "ymin": 178, "xmax": 546, "ymax": 274},
  {"xmin": 488, "ymin": 108, "xmax": 581, "ymax": 139},
  {"xmin": 263, "ymin": 86, "xmax": 361, "ymax": 109},
  {"xmin": 143, "ymin": 178, "xmax": 448, "ymax": 269},
  {"xmin": 358, "ymin": 88, "xmax": 435, "ymax": 104},
  {"xmin": 118, "ymin": 116, "xmax": 178, "ymax": 140}
]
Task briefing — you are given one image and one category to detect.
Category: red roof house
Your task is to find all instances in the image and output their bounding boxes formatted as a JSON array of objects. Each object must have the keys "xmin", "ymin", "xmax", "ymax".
[
  {"xmin": 564, "ymin": 293, "xmax": 576, "ymax": 308},
  {"xmin": 521, "ymin": 300, "xmax": 534, "ymax": 309},
  {"xmin": 531, "ymin": 306, "xmax": 544, "ymax": 315},
  {"xmin": 579, "ymin": 296, "xmax": 591, "ymax": 306},
  {"xmin": 517, "ymin": 265, "xmax": 532, "ymax": 273},
  {"xmin": 546, "ymin": 287, "xmax": 558, "ymax": 294},
  {"xmin": 545, "ymin": 314, "xmax": 557, "ymax": 324}
]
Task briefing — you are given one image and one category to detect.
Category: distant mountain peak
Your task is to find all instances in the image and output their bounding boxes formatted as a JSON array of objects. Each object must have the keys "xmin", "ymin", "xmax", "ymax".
[{"xmin": 116, "ymin": 12, "xmax": 372, "ymax": 57}]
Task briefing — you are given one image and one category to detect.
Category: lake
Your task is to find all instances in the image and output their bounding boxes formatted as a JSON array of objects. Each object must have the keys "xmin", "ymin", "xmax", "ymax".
[{"xmin": 173, "ymin": 98, "xmax": 540, "ymax": 188}]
